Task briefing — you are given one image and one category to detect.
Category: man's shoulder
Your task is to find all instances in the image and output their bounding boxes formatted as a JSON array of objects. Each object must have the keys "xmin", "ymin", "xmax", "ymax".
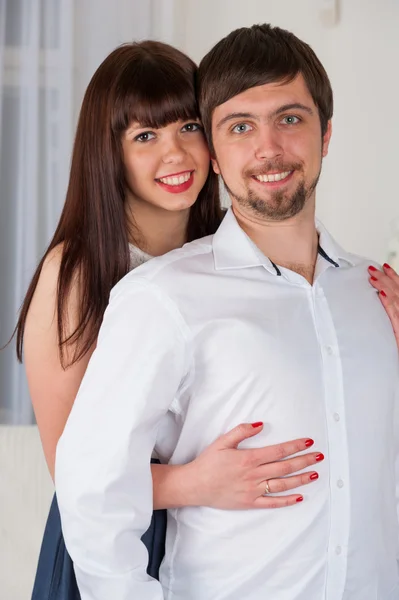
[
  {"xmin": 342, "ymin": 250, "xmax": 380, "ymax": 270},
  {"xmin": 137, "ymin": 234, "xmax": 214, "ymax": 279},
  {"xmin": 112, "ymin": 235, "xmax": 215, "ymax": 297}
]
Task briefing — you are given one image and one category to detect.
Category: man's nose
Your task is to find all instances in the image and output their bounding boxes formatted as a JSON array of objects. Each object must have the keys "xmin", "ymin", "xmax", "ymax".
[{"xmin": 254, "ymin": 127, "xmax": 284, "ymax": 162}]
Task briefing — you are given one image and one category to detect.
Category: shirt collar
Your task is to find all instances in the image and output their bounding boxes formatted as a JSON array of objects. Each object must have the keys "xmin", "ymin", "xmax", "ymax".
[
  {"xmin": 315, "ymin": 219, "xmax": 356, "ymax": 267},
  {"xmin": 213, "ymin": 208, "xmax": 356, "ymax": 274},
  {"xmin": 213, "ymin": 208, "xmax": 279, "ymax": 275}
]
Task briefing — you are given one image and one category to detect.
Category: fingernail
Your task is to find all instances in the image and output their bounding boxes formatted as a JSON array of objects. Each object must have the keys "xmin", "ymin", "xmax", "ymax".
[
  {"xmin": 251, "ymin": 421, "xmax": 263, "ymax": 428},
  {"xmin": 368, "ymin": 265, "xmax": 377, "ymax": 271},
  {"xmin": 305, "ymin": 439, "xmax": 314, "ymax": 447},
  {"xmin": 383, "ymin": 263, "xmax": 391, "ymax": 270},
  {"xmin": 370, "ymin": 276, "xmax": 378, "ymax": 282},
  {"xmin": 315, "ymin": 453, "xmax": 325, "ymax": 462},
  {"xmin": 296, "ymin": 496, "xmax": 304, "ymax": 503},
  {"xmin": 380, "ymin": 290, "xmax": 387, "ymax": 298},
  {"xmin": 310, "ymin": 473, "xmax": 319, "ymax": 481}
]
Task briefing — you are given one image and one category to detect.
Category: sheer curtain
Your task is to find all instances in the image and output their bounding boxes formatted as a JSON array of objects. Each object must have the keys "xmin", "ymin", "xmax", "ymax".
[
  {"xmin": 0, "ymin": 0, "xmax": 74, "ymax": 424},
  {"xmin": 0, "ymin": 0, "xmax": 177, "ymax": 424}
]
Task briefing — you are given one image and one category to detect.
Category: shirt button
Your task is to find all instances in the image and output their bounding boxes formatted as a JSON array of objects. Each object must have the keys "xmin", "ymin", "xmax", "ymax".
[
  {"xmin": 326, "ymin": 345, "xmax": 334, "ymax": 355},
  {"xmin": 333, "ymin": 412, "xmax": 340, "ymax": 422},
  {"xmin": 335, "ymin": 546, "xmax": 342, "ymax": 555},
  {"xmin": 337, "ymin": 479, "xmax": 344, "ymax": 488}
]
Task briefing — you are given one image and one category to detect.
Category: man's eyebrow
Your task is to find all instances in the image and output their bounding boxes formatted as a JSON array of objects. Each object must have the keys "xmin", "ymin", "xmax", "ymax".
[
  {"xmin": 271, "ymin": 103, "xmax": 314, "ymax": 117},
  {"xmin": 215, "ymin": 112, "xmax": 259, "ymax": 130},
  {"xmin": 215, "ymin": 104, "xmax": 314, "ymax": 131}
]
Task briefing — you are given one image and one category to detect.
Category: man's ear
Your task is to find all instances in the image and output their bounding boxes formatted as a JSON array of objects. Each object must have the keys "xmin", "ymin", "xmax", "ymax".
[
  {"xmin": 211, "ymin": 157, "xmax": 221, "ymax": 175},
  {"xmin": 322, "ymin": 120, "xmax": 332, "ymax": 157}
]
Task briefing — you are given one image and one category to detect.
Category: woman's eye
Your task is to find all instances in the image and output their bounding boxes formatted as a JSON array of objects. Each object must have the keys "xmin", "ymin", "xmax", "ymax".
[
  {"xmin": 232, "ymin": 123, "xmax": 252, "ymax": 134},
  {"xmin": 134, "ymin": 131, "xmax": 156, "ymax": 143},
  {"xmin": 281, "ymin": 115, "xmax": 300, "ymax": 125},
  {"xmin": 181, "ymin": 122, "xmax": 202, "ymax": 132}
]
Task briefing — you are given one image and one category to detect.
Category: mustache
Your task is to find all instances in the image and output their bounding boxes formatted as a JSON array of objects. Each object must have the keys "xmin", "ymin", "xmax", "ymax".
[{"xmin": 245, "ymin": 161, "xmax": 302, "ymax": 178}]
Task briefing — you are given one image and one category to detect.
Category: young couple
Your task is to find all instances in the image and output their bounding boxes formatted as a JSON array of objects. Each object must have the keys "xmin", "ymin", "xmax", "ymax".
[{"xmin": 20, "ymin": 23, "xmax": 399, "ymax": 600}]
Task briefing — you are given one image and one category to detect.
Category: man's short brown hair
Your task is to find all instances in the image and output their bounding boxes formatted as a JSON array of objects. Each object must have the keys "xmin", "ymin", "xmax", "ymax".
[{"xmin": 198, "ymin": 23, "xmax": 333, "ymax": 153}]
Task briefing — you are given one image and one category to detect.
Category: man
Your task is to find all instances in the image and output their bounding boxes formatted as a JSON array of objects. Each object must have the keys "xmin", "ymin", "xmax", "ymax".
[{"xmin": 56, "ymin": 24, "xmax": 399, "ymax": 599}]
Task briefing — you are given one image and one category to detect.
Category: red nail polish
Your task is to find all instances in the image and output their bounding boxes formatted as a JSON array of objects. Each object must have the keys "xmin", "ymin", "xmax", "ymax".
[
  {"xmin": 368, "ymin": 265, "xmax": 377, "ymax": 271},
  {"xmin": 251, "ymin": 421, "xmax": 263, "ymax": 428},
  {"xmin": 370, "ymin": 276, "xmax": 378, "ymax": 282},
  {"xmin": 380, "ymin": 290, "xmax": 387, "ymax": 298},
  {"xmin": 296, "ymin": 496, "xmax": 304, "ymax": 503},
  {"xmin": 305, "ymin": 439, "xmax": 314, "ymax": 448},
  {"xmin": 383, "ymin": 263, "xmax": 391, "ymax": 270},
  {"xmin": 310, "ymin": 473, "xmax": 319, "ymax": 481},
  {"xmin": 315, "ymin": 453, "xmax": 325, "ymax": 462}
]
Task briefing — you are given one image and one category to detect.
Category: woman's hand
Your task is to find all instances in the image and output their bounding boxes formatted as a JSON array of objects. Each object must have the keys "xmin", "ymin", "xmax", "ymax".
[
  {"xmin": 368, "ymin": 263, "xmax": 399, "ymax": 346},
  {"xmin": 164, "ymin": 422, "xmax": 324, "ymax": 510}
]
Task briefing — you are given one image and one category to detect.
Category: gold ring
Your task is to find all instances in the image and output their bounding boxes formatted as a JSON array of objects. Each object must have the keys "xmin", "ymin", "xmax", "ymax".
[{"xmin": 264, "ymin": 480, "xmax": 271, "ymax": 495}]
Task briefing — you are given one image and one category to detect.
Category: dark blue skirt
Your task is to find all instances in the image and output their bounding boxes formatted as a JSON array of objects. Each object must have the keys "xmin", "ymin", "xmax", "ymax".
[{"xmin": 31, "ymin": 493, "xmax": 167, "ymax": 600}]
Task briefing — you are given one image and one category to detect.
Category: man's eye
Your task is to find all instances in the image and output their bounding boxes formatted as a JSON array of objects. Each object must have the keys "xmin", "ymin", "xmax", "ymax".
[
  {"xmin": 181, "ymin": 122, "xmax": 202, "ymax": 132},
  {"xmin": 134, "ymin": 131, "xmax": 156, "ymax": 143},
  {"xmin": 281, "ymin": 116, "xmax": 300, "ymax": 125},
  {"xmin": 232, "ymin": 123, "xmax": 252, "ymax": 134}
]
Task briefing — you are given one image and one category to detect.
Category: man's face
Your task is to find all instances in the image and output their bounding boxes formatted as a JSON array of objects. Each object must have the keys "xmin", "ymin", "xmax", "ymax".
[{"xmin": 211, "ymin": 74, "xmax": 332, "ymax": 221}]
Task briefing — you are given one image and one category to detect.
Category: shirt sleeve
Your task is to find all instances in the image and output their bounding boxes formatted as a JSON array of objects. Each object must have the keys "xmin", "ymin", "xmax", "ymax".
[{"xmin": 55, "ymin": 278, "xmax": 190, "ymax": 600}]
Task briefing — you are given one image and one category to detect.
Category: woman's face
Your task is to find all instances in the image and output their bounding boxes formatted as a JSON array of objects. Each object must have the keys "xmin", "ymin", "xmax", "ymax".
[{"xmin": 122, "ymin": 119, "xmax": 210, "ymax": 212}]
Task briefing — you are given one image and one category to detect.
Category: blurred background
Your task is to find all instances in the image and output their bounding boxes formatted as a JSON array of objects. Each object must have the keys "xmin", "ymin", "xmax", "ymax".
[{"xmin": 0, "ymin": 0, "xmax": 398, "ymax": 597}]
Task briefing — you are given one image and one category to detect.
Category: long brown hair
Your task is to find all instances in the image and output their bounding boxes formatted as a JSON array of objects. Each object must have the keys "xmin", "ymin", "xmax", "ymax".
[{"xmin": 15, "ymin": 41, "xmax": 222, "ymax": 367}]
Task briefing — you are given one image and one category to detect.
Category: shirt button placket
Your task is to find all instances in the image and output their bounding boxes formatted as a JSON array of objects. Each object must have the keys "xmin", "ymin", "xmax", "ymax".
[{"xmin": 310, "ymin": 284, "xmax": 350, "ymax": 599}]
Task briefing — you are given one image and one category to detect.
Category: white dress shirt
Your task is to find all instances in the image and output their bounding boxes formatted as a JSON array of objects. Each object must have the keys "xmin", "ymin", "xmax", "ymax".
[{"xmin": 56, "ymin": 209, "xmax": 399, "ymax": 600}]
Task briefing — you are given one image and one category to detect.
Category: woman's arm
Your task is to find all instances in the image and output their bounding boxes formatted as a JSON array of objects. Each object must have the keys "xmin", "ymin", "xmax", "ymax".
[
  {"xmin": 24, "ymin": 245, "xmax": 94, "ymax": 479},
  {"xmin": 152, "ymin": 425, "xmax": 322, "ymax": 510}
]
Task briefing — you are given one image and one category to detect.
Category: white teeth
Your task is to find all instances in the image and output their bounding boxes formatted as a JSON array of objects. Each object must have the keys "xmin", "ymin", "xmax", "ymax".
[
  {"xmin": 255, "ymin": 170, "xmax": 291, "ymax": 183},
  {"xmin": 159, "ymin": 172, "xmax": 192, "ymax": 186}
]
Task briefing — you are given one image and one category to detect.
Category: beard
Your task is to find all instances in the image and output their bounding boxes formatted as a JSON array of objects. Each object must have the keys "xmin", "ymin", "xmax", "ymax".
[{"xmin": 222, "ymin": 160, "xmax": 322, "ymax": 221}]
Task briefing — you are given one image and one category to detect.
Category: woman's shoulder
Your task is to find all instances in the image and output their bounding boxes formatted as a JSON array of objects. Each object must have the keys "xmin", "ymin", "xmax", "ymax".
[
  {"xmin": 40, "ymin": 242, "xmax": 64, "ymax": 285},
  {"xmin": 28, "ymin": 242, "xmax": 79, "ymax": 324}
]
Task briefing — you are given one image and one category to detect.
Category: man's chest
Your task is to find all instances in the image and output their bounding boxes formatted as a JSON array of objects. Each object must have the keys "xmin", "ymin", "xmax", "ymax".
[{"xmin": 173, "ymin": 268, "xmax": 398, "ymax": 458}]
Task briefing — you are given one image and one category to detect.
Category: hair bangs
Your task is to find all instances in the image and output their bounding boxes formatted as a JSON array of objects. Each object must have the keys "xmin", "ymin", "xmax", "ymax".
[
  {"xmin": 213, "ymin": 63, "xmax": 299, "ymax": 116},
  {"xmin": 113, "ymin": 58, "xmax": 199, "ymax": 133}
]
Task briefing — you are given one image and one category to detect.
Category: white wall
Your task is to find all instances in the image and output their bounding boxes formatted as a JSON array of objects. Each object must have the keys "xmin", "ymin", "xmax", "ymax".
[
  {"xmin": 162, "ymin": 0, "xmax": 399, "ymax": 263},
  {"xmin": 73, "ymin": 0, "xmax": 153, "ymax": 123},
  {"xmin": 72, "ymin": 0, "xmax": 189, "ymax": 125}
]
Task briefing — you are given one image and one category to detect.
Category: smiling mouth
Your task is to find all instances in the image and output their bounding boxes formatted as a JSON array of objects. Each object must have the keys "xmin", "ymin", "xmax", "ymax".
[
  {"xmin": 155, "ymin": 170, "xmax": 195, "ymax": 194},
  {"xmin": 156, "ymin": 170, "xmax": 193, "ymax": 186},
  {"xmin": 253, "ymin": 170, "xmax": 293, "ymax": 183}
]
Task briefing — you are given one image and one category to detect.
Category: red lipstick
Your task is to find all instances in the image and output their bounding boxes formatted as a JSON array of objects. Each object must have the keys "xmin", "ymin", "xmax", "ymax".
[{"xmin": 156, "ymin": 171, "xmax": 194, "ymax": 194}]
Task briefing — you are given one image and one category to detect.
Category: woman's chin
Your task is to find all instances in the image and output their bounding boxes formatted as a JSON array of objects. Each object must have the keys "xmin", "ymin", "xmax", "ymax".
[{"xmin": 158, "ymin": 194, "xmax": 198, "ymax": 213}]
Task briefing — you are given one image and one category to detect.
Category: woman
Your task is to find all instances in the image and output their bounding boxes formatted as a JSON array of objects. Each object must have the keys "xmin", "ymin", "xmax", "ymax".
[{"xmin": 15, "ymin": 41, "xmax": 398, "ymax": 599}]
